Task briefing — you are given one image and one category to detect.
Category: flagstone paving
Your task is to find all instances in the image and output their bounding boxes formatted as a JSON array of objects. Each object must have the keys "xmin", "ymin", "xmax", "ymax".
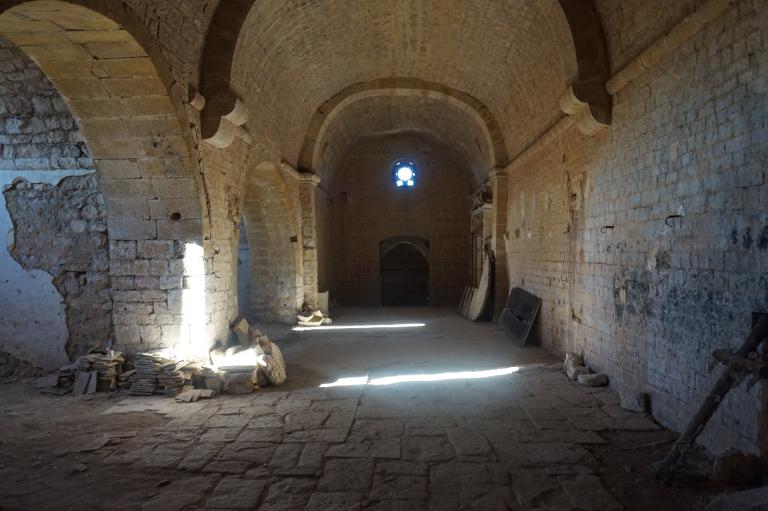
[{"xmin": 0, "ymin": 309, "xmax": 713, "ymax": 510}]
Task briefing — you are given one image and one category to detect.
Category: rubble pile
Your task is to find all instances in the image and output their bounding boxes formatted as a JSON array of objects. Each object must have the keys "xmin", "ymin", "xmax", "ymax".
[
  {"xmin": 34, "ymin": 319, "xmax": 287, "ymax": 401},
  {"xmin": 208, "ymin": 317, "xmax": 289, "ymax": 394},
  {"xmin": 563, "ymin": 353, "xmax": 608, "ymax": 388},
  {"xmin": 297, "ymin": 305, "xmax": 332, "ymax": 327}
]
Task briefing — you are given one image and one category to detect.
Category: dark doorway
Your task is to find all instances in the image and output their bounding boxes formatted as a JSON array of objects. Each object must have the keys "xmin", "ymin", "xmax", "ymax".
[{"xmin": 380, "ymin": 242, "xmax": 429, "ymax": 306}]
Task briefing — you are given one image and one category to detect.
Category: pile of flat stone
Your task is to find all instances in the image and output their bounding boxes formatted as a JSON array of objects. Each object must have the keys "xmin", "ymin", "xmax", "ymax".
[
  {"xmin": 37, "ymin": 348, "xmax": 125, "ymax": 396},
  {"xmin": 158, "ymin": 361, "xmax": 188, "ymax": 396},
  {"xmin": 128, "ymin": 353, "xmax": 169, "ymax": 396},
  {"xmin": 563, "ymin": 353, "xmax": 609, "ymax": 387},
  {"xmin": 90, "ymin": 351, "xmax": 124, "ymax": 391},
  {"xmin": 56, "ymin": 365, "xmax": 76, "ymax": 389}
]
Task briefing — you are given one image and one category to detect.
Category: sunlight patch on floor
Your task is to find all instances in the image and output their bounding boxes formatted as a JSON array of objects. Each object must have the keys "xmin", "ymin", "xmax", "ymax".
[
  {"xmin": 293, "ymin": 322, "xmax": 426, "ymax": 332},
  {"xmin": 319, "ymin": 366, "xmax": 521, "ymax": 387}
]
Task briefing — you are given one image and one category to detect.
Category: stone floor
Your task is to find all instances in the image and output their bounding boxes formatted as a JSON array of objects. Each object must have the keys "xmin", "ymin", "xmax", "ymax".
[{"xmin": 0, "ymin": 308, "xmax": 721, "ymax": 510}]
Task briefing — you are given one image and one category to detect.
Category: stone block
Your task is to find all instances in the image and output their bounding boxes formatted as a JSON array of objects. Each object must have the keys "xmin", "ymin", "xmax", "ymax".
[
  {"xmin": 124, "ymin": 96, "xmax": 176, "ymax": 116},
  {"xmin": 127, "ymin": 116, "xmax": 179, "ymax": 138},
  {"xmin": 51, "ymin": 78, "xmax": 108, "ymax": 99},
  {"xmin": 136, "ymin": 240, "xmax": 176, "ymax": 259},
  {"xmin": 79, "ymin": 118, "xmax": 129, "ymax": 141},
  {"xmin": 139, "ymin": 290, "xmax": 167, "ymax": 302},
  {"xmin": 112, "ymin": 276, "xmax": 136, "ymax": 290},
  {"xmin": 140, "ymin": 324, "xmax": 162, "ymax": 344},
  {"xmin": 148, "ymin": 198, "xmax": 203, "ymax": 220},
  {"xmin": 98, "ymin": 57, "xmax": 155, "ymax": 77},
  {"xmin": 97, "ymin": 159, "xmax": 142, "ymax": 179},
  {"xmin": 114, "ymin": 324, "xmax": 141, "ymax": 345},
  {"xmin": 109, "ymin": 240, "xmax": 136, "ymax": 259},
  {"xmin": 138, "ymin": 135, "xmax": 188, "ymax": 157},
  {"xmin": 84, "ymin": 40, "xmax": 146, "ymax": 59},
  {"xmin": 109, "ymin": 260, "xmax": 133, "ymax": 276},
  {"xmin": 104, "ymin": 198, "xmax": 150, "ymax": 220},
  {"xmin": 21, "ymin": 42, "xmax": 92, "ymax": 62},
  {"xmin": 87, "ymin": 138, "xmax": 142, "ymax": 159},
  {"xmin": 150, "ymin": 177, "xmax": 197, "ymax": 199},
  {"xmin": 139, "ymin": 157, "xmax": 190, "ymax": 177},
  {"xmin": 133, "ymin": 259, "xmax": 168, "ymax": 276},
  {"xmin": 109, "ymin": 217, "xmax": 157, "ymax": 240},
  {"xmin": 102, "ymin": 77, "xmax": 165, "ymax": 98},
  {"xmin": 68, "ymin": 98, "xmax": 126, "ymax": 117},
  {"xmin": 157, "ymin": 219, "xmax": 203, "ymax": 240},
  {"xmin": 101, "ymin": 177, "xmax": 153, "ymax": 198},
  {"xmin": 62, "ymin": 28, "xmax": 130, "ymax": 43}
]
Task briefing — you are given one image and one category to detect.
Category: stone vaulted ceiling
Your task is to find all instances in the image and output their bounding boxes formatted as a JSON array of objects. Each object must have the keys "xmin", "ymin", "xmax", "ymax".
[{"xmin": 229, "ymin": 0, "xmax": 579, "ymax": 183}]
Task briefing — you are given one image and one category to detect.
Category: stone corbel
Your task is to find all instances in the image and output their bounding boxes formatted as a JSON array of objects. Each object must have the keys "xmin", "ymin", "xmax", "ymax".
[
  {"xmin": 202, "ymin": 98, "xmax": 252, "ymax": 149},
  {"xmin": 189, "ymin": 89, "xmax": 206, "ymax": 111},
  {"xmin": 559, "ymin": 85, "xmax": 610, "ymax": 136},
  {"xmin": 298, "ymin": 173, "xmax": 321, "ymax": 186}
]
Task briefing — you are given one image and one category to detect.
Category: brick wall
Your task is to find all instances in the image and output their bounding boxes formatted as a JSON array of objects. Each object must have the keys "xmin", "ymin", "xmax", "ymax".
[
  {"xmin": 329, "ymin": 134, "xmax": 472, "ymax": 306},
  {"xmin": 505, "ymin": 0, "xmax": 767, "ymax": 454}
]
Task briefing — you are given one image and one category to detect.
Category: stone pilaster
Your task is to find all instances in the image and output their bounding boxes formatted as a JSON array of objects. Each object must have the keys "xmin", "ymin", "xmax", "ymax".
[{"xmin": 298, "ymin": 173, "xmax": 321, "ymax": 309}]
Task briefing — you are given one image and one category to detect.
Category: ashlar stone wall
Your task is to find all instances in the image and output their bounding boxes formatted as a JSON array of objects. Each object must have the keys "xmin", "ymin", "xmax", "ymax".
[
  {"xmin": 329, "ymin": 134, "xmax": 472, "ymax": 306},
  {"xmin": 504, "ymin": 0, "xmax": 767, "ymax": 454}
]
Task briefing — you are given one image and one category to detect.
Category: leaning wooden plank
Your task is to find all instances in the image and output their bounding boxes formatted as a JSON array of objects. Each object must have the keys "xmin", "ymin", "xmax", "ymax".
[{"xmin": 73, "ymin": 371, "xmax": 90, "ymax": 395}]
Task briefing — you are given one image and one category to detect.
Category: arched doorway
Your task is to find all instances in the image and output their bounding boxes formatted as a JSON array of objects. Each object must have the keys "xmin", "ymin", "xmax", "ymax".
[
  {"xmin": 241, "ymin": 160, "xmax": 303, "ymax": 323},
  {"xmin": 380, "ymin": 239, "xmax": 429, "ymax": 306}
]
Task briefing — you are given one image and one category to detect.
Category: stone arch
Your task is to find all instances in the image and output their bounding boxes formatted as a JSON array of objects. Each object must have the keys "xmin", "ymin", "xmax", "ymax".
[
  {"xmin": 0, "ymin": 1, "xmax": 210, "ymax": 355},
  {"xmin": 380, "ymin": 236, "xmax": 430, "ymax": 264},
  {"xmin": 0, "ymin": 0, "xmax": 187, "ymax": 122},
  {"xmin": 240, "ymin": 160, "xmax": 303, "ymax": 323},
  {"xmin": 557, "ymin": 0, "xmax": 612, "ymax": 127},
  {"xmin": 196, "ymin": 0, "xmax": 254, "ymax": 142},
  {"xmin": 298, "ymin": 79, "xmax": 508, "ymax": 174},
  {"xmin": 380, "ymin": 236, "xmax": 431, "ymax": 307},
  {"xmin": 0, "ymin": 1, "xmax": 205, "ymax": 240},
  {"xmin": 299, "ymin": 83, "xmax": 504, "ymax": 183}
]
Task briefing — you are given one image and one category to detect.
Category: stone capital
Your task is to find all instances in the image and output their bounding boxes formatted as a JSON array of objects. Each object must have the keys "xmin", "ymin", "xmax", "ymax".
[
  {"xmin": 298, "ymin": 172, "xmax": 322, "ymax": 186},
  {"xmin": 489, "ymin": 167, "xmax": 507, "ymax": 181}
]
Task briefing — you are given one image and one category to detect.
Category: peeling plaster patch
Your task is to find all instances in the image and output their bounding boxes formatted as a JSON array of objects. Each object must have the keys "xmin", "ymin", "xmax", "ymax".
[{"xmin": 0, "ymin": 169, "xmax": 105, "ymax": 371}]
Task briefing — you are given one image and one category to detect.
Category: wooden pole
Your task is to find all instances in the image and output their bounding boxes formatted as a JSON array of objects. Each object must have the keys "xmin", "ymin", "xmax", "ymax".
[{"xmin": 653, "ymin": 316, "xmax": 768, "ymax": 483}]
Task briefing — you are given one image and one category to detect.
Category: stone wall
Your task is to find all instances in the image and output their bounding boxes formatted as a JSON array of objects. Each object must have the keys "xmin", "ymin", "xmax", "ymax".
[
  {"xmin": 5, "ymin": 175, "xmax": 112, "ymax": 358},
  {"xmin": 241, "ymin": 161, "xmax": 303, "ymax": 323},
  {"xmin": 0, "ymin": 36, "xmax": 92, "ymax": 171},
  {"xmin": 330, "ymin": 134, "xmax": 472, "ymax": 306},
  {"xmin": 504, "ymin": 0, "xmax": 767, "ymax": 454},
  {"xmin": 0, "ymin": 37, "xmax": 110, "ymax": 370},
  {"xmin": 316, "ymin": 186, "xmax": 333, "ymax": 295}
]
